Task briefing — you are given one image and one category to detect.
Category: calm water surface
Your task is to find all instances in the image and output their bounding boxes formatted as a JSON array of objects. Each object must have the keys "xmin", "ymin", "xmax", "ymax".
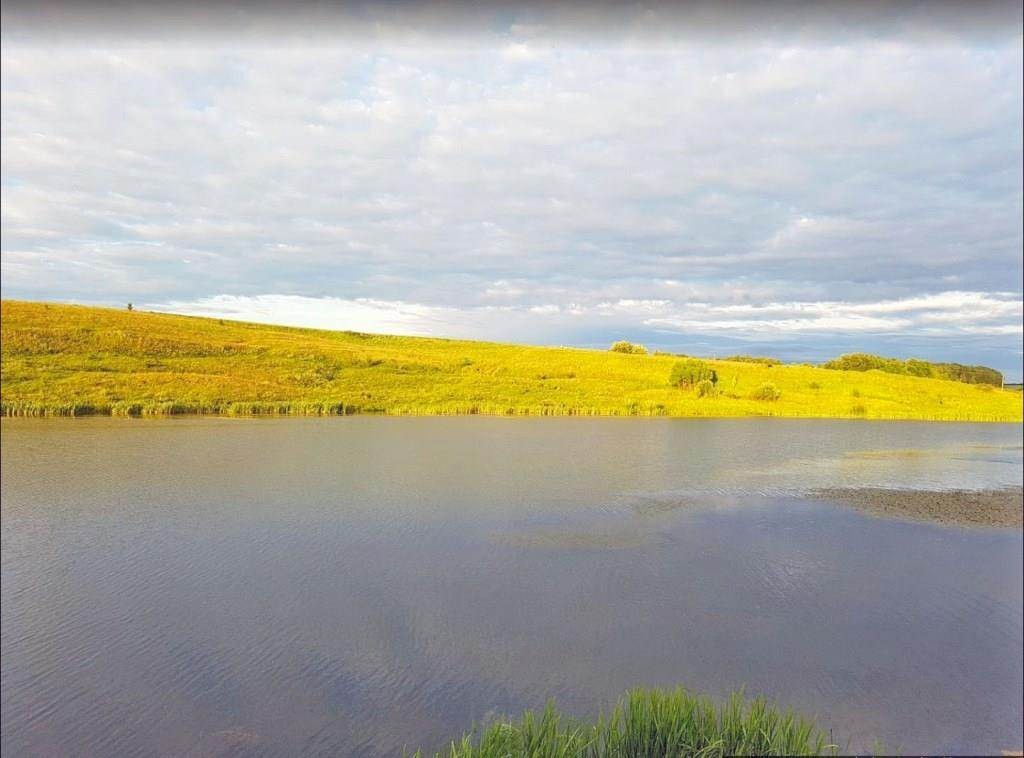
[{"xmin": 2, "ymin": 418, "xmax": 1022, "ymax": 756}]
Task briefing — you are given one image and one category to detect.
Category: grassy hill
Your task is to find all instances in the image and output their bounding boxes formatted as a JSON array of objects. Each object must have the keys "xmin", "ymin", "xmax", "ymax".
[{"xmin": 1, "ymin": 300, "xmax": 1021, "ymax": 421}]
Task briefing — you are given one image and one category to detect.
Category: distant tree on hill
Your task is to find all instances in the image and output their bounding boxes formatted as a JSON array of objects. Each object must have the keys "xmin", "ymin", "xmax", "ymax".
[
  {"xmin": 670, "ymin": 359, "xmax": 717, "ymax": 389},
  {"xmin": 127, "ymin": 303, "xmax": 133, "ymax": 312},
  {"xmin": 723, "ymin": 354, "xmax": 779, "ymax": 366},
  {"xmin": 933, "ymin": 362, "xmax": 1003, "ymax": 387},
  {"xmin": 823, "ymin": 353, "xmax": 1002, "ymax": 386},
  {"xmin": 610, "ymin": 341, "xmax": 648, "ymax": 355},
  {"xmin": 904, "ymin": 359, "xmax": 933, "ymax": 377}
]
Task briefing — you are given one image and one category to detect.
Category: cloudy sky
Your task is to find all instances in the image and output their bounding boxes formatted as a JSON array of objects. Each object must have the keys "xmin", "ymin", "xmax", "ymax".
[{"xmin": 2, "ymin": 2, "xmax": 1022, "ymax": 377}]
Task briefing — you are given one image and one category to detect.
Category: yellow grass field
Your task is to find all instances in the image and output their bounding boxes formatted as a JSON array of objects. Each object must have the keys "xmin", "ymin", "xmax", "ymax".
[{"xmin": 1, "ymin": 300, "xmax": 1021, "ymax": 421}]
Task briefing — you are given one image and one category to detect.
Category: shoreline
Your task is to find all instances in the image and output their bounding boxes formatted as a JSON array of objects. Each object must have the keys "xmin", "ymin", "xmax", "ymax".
[
  {"xmin": 3, "ymin": 401, "xmax": 1022, "ymax": 423},
  {"xmin": 814, "ymin": 486, "xmax": 1024, "ymax": 528},
  {"xmin": 3, "ymin": 408, "xmax": 1022, "ymax": 422}
]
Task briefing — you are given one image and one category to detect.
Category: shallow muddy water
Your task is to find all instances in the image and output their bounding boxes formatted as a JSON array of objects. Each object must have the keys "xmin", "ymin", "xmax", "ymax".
[{"xmin": 2, "ymin": 418, "xmax": 1022, "ymax": 755}]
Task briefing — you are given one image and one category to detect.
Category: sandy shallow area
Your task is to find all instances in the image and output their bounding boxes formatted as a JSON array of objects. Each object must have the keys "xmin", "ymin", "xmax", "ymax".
[{"xmin": 814, "ymin": 485, "xmax": 1023, "ymax": 528}]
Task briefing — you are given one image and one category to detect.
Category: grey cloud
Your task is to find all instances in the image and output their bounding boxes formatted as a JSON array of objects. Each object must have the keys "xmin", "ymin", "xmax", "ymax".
[{"xmin": 2, "ymin": 2, "xmax": 1021, "ymax": 47}]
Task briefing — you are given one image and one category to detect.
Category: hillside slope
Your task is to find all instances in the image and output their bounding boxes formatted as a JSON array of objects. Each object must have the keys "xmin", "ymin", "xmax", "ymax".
[{"xmin": 1, "ymin": 301, "xmax": 1020, "ymax": 421}]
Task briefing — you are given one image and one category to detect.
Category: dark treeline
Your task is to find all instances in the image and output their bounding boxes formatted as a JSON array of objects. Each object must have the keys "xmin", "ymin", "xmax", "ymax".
[
  {"xmin": 723, "ymin": 355, "xmax": 780, "ymax": 366},
  {"xmin": 823, "ymin": 353, "xmax": 1003, "ymax": 386}
]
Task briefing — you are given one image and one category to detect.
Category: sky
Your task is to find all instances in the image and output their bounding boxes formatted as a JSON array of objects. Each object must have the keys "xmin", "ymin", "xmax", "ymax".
[{"xmin": 2, "ymin": 2, "xmax": 1022, "ymax": 378}]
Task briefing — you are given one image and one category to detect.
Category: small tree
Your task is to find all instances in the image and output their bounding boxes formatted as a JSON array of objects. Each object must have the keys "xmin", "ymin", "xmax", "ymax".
[
  {"xmin": 670, "ymin": 359, "xmax": 717, "ymax": 389},
  {"xmin": 611, "ymin": 341, "xmax": 647, "ymax": 355},
  {"xmin": 127, "ymin": 303, "xmax": 133, "ymax": 312}
]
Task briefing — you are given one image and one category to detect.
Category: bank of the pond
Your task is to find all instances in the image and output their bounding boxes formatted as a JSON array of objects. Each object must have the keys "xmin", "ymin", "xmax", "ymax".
[
  {"xmin": 815, "ymin": 486, "xmax": 1024, "ymax": 528},
  {"xmin": 417, "ymin": 687, "xmax": 840, "ymax": 757},
  {"xmin": 3, "ymin": 300, "xmax": 1022, "ymax": 422}
]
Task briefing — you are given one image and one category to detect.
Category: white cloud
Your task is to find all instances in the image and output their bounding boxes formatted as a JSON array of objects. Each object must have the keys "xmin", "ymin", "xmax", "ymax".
[
  {"xmin": 150, "ymin": 294, "xmax": 459, "ymax": 336},
  {"xmin": 501, "ymin": 43, "xmax": 543, "ymax": 63},
  {"xmin": 148, "ymin": 290, "xmax": 1023, "ymax": 347},
  {"xmin": 1, "ymin": 15, "xmax": 1021, "ymax": 374}
]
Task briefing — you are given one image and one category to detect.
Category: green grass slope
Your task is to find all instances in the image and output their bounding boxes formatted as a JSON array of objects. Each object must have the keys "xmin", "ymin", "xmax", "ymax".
[{"xmin": 2, "ymin": 300, "xmax": 1021, "ymax": 420}]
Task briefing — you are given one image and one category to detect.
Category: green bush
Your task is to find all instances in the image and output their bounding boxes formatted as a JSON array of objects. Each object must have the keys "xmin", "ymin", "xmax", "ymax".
[
  {"xmin": 610, "ymin": 341, "xmax": 648, "ymax": 355},
  {"xmin": 695, "ymin": 379, "xmax": 717, "ymax": 397},
  {"xmin": 670, "ymin": 359, "xmax": 717, "ymax": 389},
  {"xmin": 750, "ymin": 382, "xmax": 781, "ymax": 401}
]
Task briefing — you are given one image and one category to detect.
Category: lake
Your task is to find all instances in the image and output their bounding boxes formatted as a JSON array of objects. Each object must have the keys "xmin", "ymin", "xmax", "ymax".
[{"xmin": 2, "ymin": 417, "xmax": 1021, "ymax": 756}]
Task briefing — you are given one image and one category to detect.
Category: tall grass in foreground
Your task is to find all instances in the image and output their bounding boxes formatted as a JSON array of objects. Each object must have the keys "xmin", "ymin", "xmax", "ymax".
[{"xmin": 420, "ymin": 688, "xmax": 838, "ymax": 757}]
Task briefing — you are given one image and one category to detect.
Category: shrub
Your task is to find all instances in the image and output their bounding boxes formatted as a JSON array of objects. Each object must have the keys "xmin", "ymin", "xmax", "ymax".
[
  {"xmin": 695, "ymin": 379, "xmax": 716, "ymax": 397},
  {"xmin": 610, "ymin": 341, "xmax": 647, "ymax": 355},
  {"xmin": 670, "ymin": 359, "xmax": 717, "ymax": 389},
  {"xmin": 808, "ymin": 381, "xmax": 821, "ymax": 390},
  {"xmin": 750, "ymin": 382, "xmax": 781, "ymax": 401}
]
